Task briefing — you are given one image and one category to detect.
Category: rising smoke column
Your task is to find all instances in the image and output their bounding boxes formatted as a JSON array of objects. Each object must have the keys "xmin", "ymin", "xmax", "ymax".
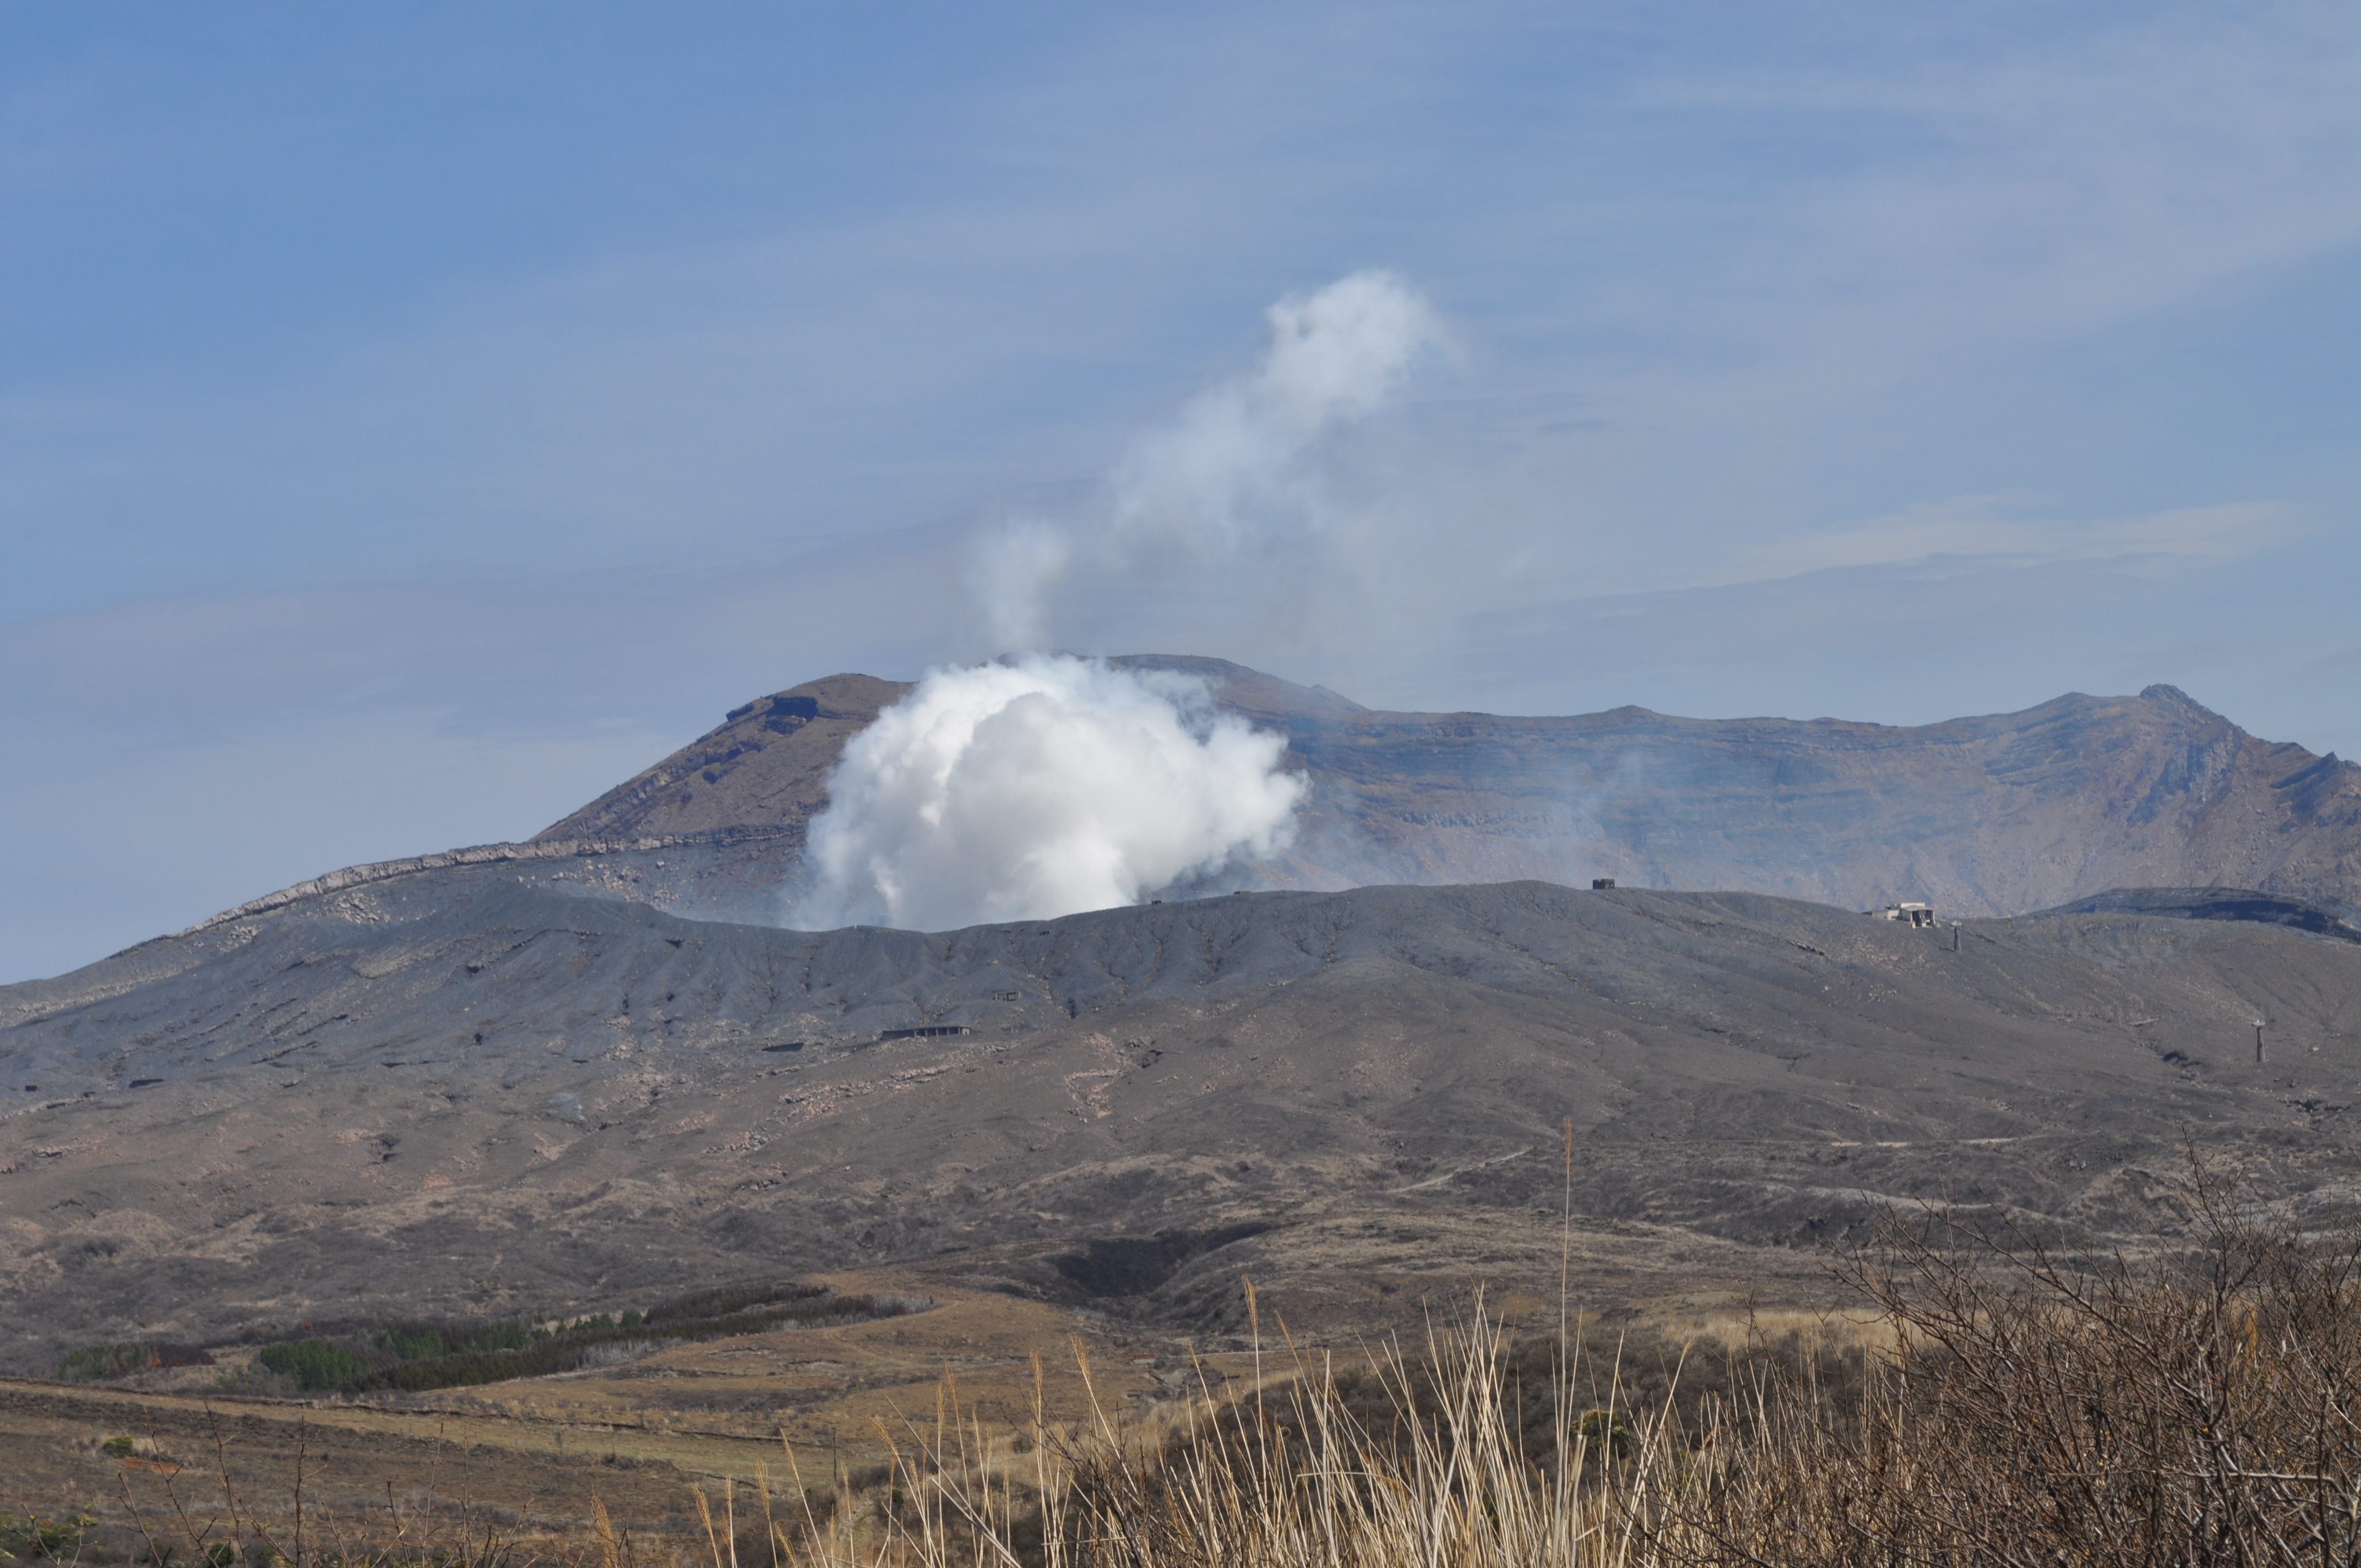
[
  {"xmin": 793, "ymin": 274, "xmax": 1432, "ymax": 929},
  {"xmin": 980, "ymin": 270, "xmax": 1446, "ymax": 650},
  {"xmin": 791, "ymin": 655, "xmax": 1304, "ymax": 932}
]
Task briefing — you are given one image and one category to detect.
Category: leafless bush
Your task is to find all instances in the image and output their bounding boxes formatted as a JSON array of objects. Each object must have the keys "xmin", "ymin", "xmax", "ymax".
[{"xmin": 1636, "ymin": 1161, "xmax": 2361, "ymax": 1566}]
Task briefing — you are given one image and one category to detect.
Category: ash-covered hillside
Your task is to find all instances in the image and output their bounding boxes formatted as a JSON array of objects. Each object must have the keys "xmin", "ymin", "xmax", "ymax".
[
  {"xmin": 536, "ymin": 657, "xmax": 2361, "ymax": 921},
  {"xmin": 3, "ymin": 876, "xmax": 2359, "ymax": 1365}
]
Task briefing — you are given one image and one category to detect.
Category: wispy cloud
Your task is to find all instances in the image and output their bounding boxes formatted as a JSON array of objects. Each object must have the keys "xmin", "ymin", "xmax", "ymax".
[
  {"xmin": 1707, "ymin": 501, "xmax": 2294, "ymax": 589},
  {"xmin": 970, "ymin": 270, "xmax": 1448, "ymax": 651}
]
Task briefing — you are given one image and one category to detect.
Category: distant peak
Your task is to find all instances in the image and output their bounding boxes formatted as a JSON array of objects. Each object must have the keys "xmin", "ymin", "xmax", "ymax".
[
  {"xmin": 1105, "ymin": 654, "xmax": 1364, "ymax": 717},
  {"xmin": 2136, "ymin": 684, "xmax": 2240, "ymax": 728}
]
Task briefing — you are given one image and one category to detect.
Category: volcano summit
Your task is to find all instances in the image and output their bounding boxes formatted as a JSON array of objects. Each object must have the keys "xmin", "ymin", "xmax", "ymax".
[{"xmin": 528, "ymin": 657, "xmax": 2361, "ymax": 924}]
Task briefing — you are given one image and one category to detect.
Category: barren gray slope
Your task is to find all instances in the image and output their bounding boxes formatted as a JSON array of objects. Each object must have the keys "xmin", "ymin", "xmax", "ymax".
[{"xmin": 4, "ymin": 876, "xmax": 2360, "ymax": 1366}]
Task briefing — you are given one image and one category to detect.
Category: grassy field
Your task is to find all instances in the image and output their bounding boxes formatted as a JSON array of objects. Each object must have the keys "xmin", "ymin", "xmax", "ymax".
[
  {"xmin": 0, "ymin": 1269, "xmax": 1279, "ymax": 1556},
  {"xmin": 17, "ymin": 1159, "xmax": 2361, "ymax": 1568}
]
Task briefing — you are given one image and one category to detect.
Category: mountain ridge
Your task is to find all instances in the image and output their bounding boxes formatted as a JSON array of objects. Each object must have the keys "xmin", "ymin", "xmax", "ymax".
[
  {"xmin": 29, "ymin": 661, "xmax": 2350, "ymax": 993},
  {"xmin": 525, "ymin": 657, "xmax": 2361, "ymax": 923}
]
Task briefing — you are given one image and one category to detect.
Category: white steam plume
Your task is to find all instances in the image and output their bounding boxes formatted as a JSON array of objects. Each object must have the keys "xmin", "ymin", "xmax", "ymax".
[
  {"xmin": 791, "ymin": 655, "xmax": 1304, "ymax": 932},
  {"xmin": 981, "ymin": 270, "xmax": 1445, "ymax": 650}
]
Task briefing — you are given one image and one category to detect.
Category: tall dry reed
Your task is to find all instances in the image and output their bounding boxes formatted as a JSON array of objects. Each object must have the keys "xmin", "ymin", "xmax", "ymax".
[
  {"xmin": 93, "ymin": 1162, "xmax": 2361, "ymax": 1568},
  {"xmin": 762, "ymin": 1162, "xmax": 2361, "ymax": 1568}
]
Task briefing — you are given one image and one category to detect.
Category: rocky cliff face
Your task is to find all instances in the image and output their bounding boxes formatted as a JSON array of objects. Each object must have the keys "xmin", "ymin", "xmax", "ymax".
[{"xmin": 532, "ymin": 657, "xmax": 2361, "ymax": 919}]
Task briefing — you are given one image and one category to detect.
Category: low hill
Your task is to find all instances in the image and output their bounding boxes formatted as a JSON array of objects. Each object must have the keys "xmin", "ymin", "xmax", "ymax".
[{"xmin": 4, "ymin": 875, "xmax": 2358, "ymax": 1368}]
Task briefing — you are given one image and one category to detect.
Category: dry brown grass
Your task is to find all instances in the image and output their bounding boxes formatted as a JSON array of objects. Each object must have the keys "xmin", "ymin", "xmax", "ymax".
[
  {"xmin": 752, "ymin": 1159, "xmax": 2361, "ymax": 1568},
  {"xmin": 42, "ymin": 1160, "xmax": 2361, "ymax": 1568}
]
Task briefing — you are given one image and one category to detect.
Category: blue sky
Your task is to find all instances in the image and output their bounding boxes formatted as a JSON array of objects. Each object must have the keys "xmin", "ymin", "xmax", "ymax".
[{"xmin": 5, "ymin": 2, "xmax": 2358, "ymax": 981}]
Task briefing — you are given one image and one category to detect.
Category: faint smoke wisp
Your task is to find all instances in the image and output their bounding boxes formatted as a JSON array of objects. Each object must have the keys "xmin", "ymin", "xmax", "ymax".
[
  {"xmin": 790, "ymin": 655, "xmax": 1304, "ymax": 932},
  {"xmin": 981, "ymin": 270, "xmax": 1445, "ymax": 650}
]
